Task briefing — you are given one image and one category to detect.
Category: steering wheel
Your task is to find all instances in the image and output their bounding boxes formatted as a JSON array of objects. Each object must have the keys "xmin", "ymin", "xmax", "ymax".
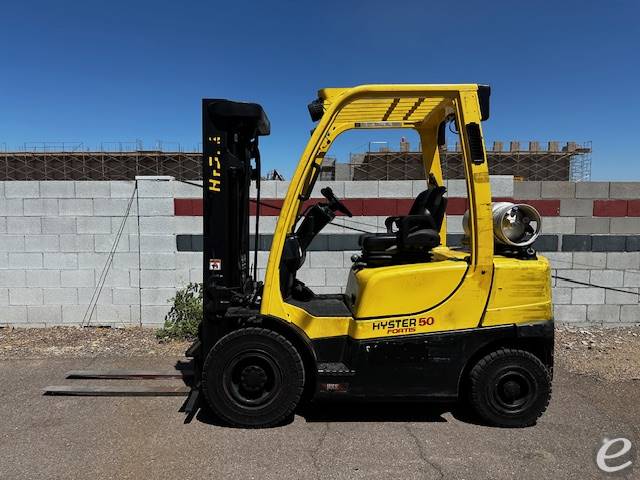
[{"xmin": 320, "ymin": 187, "xmax": 353, "ymax": 217}]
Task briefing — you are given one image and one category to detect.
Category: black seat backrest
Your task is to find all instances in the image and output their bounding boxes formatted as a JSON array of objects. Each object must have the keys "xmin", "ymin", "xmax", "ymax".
[{"xmin": 408, "ymin": 186, "xmax": 448, "ymax": 231}]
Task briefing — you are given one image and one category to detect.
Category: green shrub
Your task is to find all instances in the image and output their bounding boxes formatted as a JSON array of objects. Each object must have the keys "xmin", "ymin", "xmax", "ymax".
[{"xmin": 156, "ymin": 283, "xmax": 203, "ymax": 340}]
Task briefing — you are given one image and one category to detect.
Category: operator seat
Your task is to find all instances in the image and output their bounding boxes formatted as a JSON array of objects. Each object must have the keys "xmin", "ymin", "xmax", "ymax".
[{"xmin": 359, "ymin": 184, "xmax": 447, "ymax": 266}]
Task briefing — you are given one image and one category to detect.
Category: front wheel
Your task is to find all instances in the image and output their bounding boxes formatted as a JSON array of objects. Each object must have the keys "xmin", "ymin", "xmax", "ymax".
[
  {"xmin": 468, "ymin": 348, "xmax": 551, "ymax": 428},
  {"xmin": 202, "ymin": 328, "xmax": 305, "ymax": 428}
]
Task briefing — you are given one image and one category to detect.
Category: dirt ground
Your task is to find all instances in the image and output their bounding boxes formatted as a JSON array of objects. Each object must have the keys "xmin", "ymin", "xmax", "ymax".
[{"xmin": 1, "ymin": 324, "xmax": 639, "ymax": 381}]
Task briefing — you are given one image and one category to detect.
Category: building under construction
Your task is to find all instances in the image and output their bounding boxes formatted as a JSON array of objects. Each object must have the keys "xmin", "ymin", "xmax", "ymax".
[
  {"xmin": 0, "ymin": 140, "xmax": 591, "ymax": 182},
  {"xmin": 321, "ymin": 139, "xmax": 592, "ymax": 182}
]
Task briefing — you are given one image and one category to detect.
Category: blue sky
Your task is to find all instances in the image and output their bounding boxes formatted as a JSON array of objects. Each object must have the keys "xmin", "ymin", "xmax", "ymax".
[{"xmin": 1, "ymin": 0, "xmax": 638, "ymax": 180}]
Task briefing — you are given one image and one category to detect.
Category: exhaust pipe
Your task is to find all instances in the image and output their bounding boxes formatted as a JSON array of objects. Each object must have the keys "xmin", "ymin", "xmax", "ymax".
[{"xmin": 463, "ymin": 202, "xmax": 542, "ymax": 247}]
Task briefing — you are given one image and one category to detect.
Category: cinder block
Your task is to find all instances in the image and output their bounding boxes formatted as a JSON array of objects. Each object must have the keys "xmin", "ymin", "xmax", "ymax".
[
  {"xmin": 43, "ymin": 217, "xmax": 76, "ymax": 234},
  {"xmin": 0, "ymin": 270, "xmax": 26, "ymax": 287},
  {"xmin": 0, "ymin": 288, "xmax": 7, "ymax": 305},
  {"xmin": 189, "ymin": 268, "xmax": 203, "ymax": 283},
  {"xmin": 544, "ymin": 252, "xmax": 573, "ymax": 268},
  {"xmin": 275, "ymin": 181, "xmax": 291, "ymax": 199},
  {"xmin": 75, "ymin": 181, "xmax": 110, "ymax": 198},
  {"xmin": 325, "ymin": 268, "xmax": 350, "ymax": 286},
  {"xmin": 26, "ymin": 270, "xmax": 61, "ymax": 287},
  {"xmin": 78, "ymin": 253, "xmax": 109, "ymax": 269},
  {"xmin": 4, "ymin": 181, "xmax": 39, "ymax": 198},
  {"xmin": 447, "ymin": 180, "xmax": 467, "ymax": 197},
  {"xmin": 311, "ymin": 181, "xmax": 345, "ymax": 199},
  {"xmin": 28, "ymin": 305, "xmax": 62, "ymax": 325},
  {"xmin": 572, "ymin": 252, "xmax": 606, "ymax": 269},
  {"xmin": 312, "ymin": 286, "xmax": 342, "ymax": 294},
  {"xmin": 58, "ymin": 199, "xmax": 92, "ymax": 216},
  {"xmin": 0, "ymin": 199, "xmax": 24, "ymax": 216},
  {"xmin": 23, "ymin": 199, "xmax": 58, "ymax": 216},
  {"xmin": 609, "ymin": 182, "xmax": 640, "ymax": 199},
  {"xmin": 172, "ymin": 179, "xmax": 202, "ymax": 198},
  {"xmin": 93, "ymin": 198, "xmax": 137, "ymax": 217},
  {"xmin": 513, "ymin": 181, "xmax": 541, "ymax": 199},
  {"xmin": 575, "ymin": 217, "xmax": 610, "ymax": 234},
  {"xmin": 623, "ymin": 270, "xmax": 640, "ymax": 287},
  {"xmin": 605, "ymin": 288, "xmax": 638, "ymax": 305},
  {"xmin": 606, "ymin": 252, "xmax": 640, "ymax": 270},
  {"xmin": 571, "ymin": 287, "xmax": 605, "ymax": 304},
  {"xmin": 102, "ymin": 270, "xmax": 132, "ymax": 288},
  {"xmin": 109, "ymin": 181, "xmax": 135, "ymax": 198},
  {"xmin": 141, "ymin": 253, "xmax": 177, "ymax": 270},
  {"xmin": 446, "ymin": 215, "xmax": 464, "ymax": 234},
  {"xmin": 140, "ymin": 270, "xmax": 176, "ymax": 288},
  {"xmin": 141, "ymin": 288, "xmax": 175, "ymax": 305},
  {"xmin": 587, "ymin": 304, "xmax": 620, "ymax": 324},
  {"xmin": 140, "ymin": 216, "xmax": 176, "ymax": 233},
  {"xmin": 112, "ymin": 216, "xmax": 138, "ymax": 234},
  {"xmin": 554, "ymin": 269, "xmax": 589, "ymax": 287},
  {"xmin": 173, "ymin": 216, "xmax": 202, "ymax": 234},
  {"xmin": 96, "ymin": 305, "xmax": 132, "ymax": 324},
  {"xmin": 77, "ymin": 217, "xmax": 111, "ymax": 234},
  {"xmin": 111, "ymin": 252, "xmax": 139, "ymax": 270},
  {"xmin": 43, "ymin": 288, "xmax": 78, "ymax": 305},
  {"xmin": 0, "ymin": 235, "xmax": 25, "ymax": 252},
  {"xmin": 137, "ymin": 179, "xmax": 173, "ymax": 198},
  {"xmin": 249, "ymin": 181, "xmax": 276, "ymax": 199},
  {"xmin": 541, "ymin": 181, "xmax": 575, "ymax": 199},
  {"xmin": 9, "ymin": 252, "xmax": 43, "ymax": 269},
  {"xmin": 60, "ymin": 270, "xmax": 95, "ymax": 288},
  {"xmin": 137, "ymin": 198, "xmax": 173, "ymax": 216},
  {"xmin": 139, "ymin": 235, "xmax": 175, "ymax": 253},
  {"xmin": 620, "ymin": 305, "xmax": 640, "ymax": 323},
  {"xmin": 0, "ymin": 253, "xmax": 7, "ymax": 269},
  {"xmin": 174, "ymin": 269, "xmax": 190, "ymax": 286},
  {"xmin": 59, "ymin": 234, "xmax": 94, "ymax": 252},
  {"xmin": 554, "ymin": 305, "xmax": 586, "ymax": 323},
  {"xmin": 10, "ymin": 288, "xmax": 43, "ymax": 305},
  {"xmin": 249, "ymin": 216, "xmax": 277, "ymax": 234},
  {"xmin": 541, "ymin": 217, "xmax": 575, "ymax": 234},
  {"xmin": 378, "ymin": 181, "xmax": 413, "ymax": 198},
  {"xmin": 489, "ymin": 175, "xmax": 514, "ymax": 197},
  {"xmin": 78, "ymin": 287, "xmax": 112, "ymax": 305},
  {"xmin": 94, "ymin": 234, "xmax": 129, "ymax": 253},
  {"xmin": 561, "ymin": 235, "xmax": 591, "ymax": 252},
  {"xmin": 7, "ymin": 217, "xmax": 41, "ymax": 234},
  {"xmin": 590, "ymin": 270, "xmax": 623, "ymax": 287},
  {"xmin": 296, "ymin": 268, "xmax": 325, "ymax": 286},
  {"xmin": 559, "ymin": 199, "xmax": 593, "ymax": 217},
  {"xmin": 112, "ymin": 288, "xmax": 140, "ymax": 305},
  {"xmin": 25, "ymin": 235, "xmax": 60, "ymax": 252},
  {"xmin": 412, "ymin": 180, "xmax": 428, "ymax": 197},
  {"xmin": 552, "ymin": 287, "xmax": 571, "ymax": 304},
  {"xmin": 141, "ymin": 305, "xmax": 172, "ymax": 325},
  {"xmin": 575, "ymin": 182, "xmax": 609, "ymax": 199},
  {"xmin": 308, "ymin": 251, "xmax": 343, "ymax": 268},
  {"xmin": 40, "ymin": 181, "xmax": 75, "ymax": 198},
  {"xmin": 43, "ymin": 253, "xmax": 78, "ymax": 269},
  {"xmin": 344, "ymin": 181, "xmax": 379, "ymax": 198},
  {"xmin": 61, "ymin": 305, "xmax": 95, "ymax": 324},
  {"xmin": 610, "ymin": 218, "xmax": 640, "ymax": 234},
  {"xmin": 0, "ymin": 306, "xmax": 28, "ymax": 324}
]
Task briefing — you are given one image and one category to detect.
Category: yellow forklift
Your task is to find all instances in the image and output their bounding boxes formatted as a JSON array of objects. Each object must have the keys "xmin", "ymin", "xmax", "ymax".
[{"xmin": 196, "ymin": 84, "xmax": 553, "ymax": 428}]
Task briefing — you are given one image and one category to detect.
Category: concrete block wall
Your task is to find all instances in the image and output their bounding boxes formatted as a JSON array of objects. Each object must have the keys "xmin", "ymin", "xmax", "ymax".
[{"xmin": 2, "ymin": 178, "xmax": 640, "ymax": 327}]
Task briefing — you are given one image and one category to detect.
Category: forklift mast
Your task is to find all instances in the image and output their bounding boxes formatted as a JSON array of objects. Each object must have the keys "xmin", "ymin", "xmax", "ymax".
[{"xmin": 201, "ymin": 100, "xmax": 270, "ymax": 322}]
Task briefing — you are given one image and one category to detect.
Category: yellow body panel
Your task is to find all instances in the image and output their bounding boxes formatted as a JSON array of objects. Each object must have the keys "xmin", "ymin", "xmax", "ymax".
[
  {"xmin": 346, "ymin": 259, "xmax": 467, "ymax": 318},
  {"xmin": 483, "ymin": 255, "xmax": 553, "ymax": 326},
  {"xmin": 259, "ymin": 83, "xmax": 552, "ymax": 341}
]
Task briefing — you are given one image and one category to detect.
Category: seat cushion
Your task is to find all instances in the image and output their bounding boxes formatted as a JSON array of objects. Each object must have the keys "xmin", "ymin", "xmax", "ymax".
[
  {"xmin": 402, "ymin": 228, "xmax": 440, "ymax": 251},
  {"xmin": 361, "ymin": 233, "xmax": 397, "ymax": 252}
]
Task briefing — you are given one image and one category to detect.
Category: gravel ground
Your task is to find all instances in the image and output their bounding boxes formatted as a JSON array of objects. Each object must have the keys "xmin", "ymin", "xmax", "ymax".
[
  {"xmin": 0, "ymin": 326, "xmax": 191, "ymax": 359},
  {"xmin": 1, "ymin": 324, "xmax": 639, "ymax": 381}
]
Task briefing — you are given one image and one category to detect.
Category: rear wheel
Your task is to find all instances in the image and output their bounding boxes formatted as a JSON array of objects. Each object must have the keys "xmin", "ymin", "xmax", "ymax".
[
  {"xmin": 469, "ymin": 348, "xmax": 551, "ymax": 428},
  {"xmin": 202, "ymin": 328, "xmax": 305, "ymax": 428}
]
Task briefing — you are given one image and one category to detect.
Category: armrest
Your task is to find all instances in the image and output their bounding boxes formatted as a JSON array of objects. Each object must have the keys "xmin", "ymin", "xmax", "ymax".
[{"xmin": 384, "ymin": 216, "xmax": 401, "ymax": 233}]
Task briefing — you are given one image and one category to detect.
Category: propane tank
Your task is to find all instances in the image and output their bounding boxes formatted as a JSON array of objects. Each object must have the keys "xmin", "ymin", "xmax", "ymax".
[{"xmin": 463, "ymin": 202, "xmax": 542, "ymax": 247}]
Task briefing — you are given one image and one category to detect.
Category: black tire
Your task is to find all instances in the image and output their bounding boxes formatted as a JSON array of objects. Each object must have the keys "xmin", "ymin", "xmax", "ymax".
[
  {"xmin": 201, "ymin": 328, "xmax": 305, "ymax": 428},
  {"xmin": 469, "ymin": 348, "xmax": 551, "ymax": 428}
]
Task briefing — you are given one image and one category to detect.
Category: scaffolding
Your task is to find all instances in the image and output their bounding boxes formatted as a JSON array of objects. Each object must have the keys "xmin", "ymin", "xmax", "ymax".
[{"xmin": 326, "ymin": 141, "xmax": 592, "ymax": 182}]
